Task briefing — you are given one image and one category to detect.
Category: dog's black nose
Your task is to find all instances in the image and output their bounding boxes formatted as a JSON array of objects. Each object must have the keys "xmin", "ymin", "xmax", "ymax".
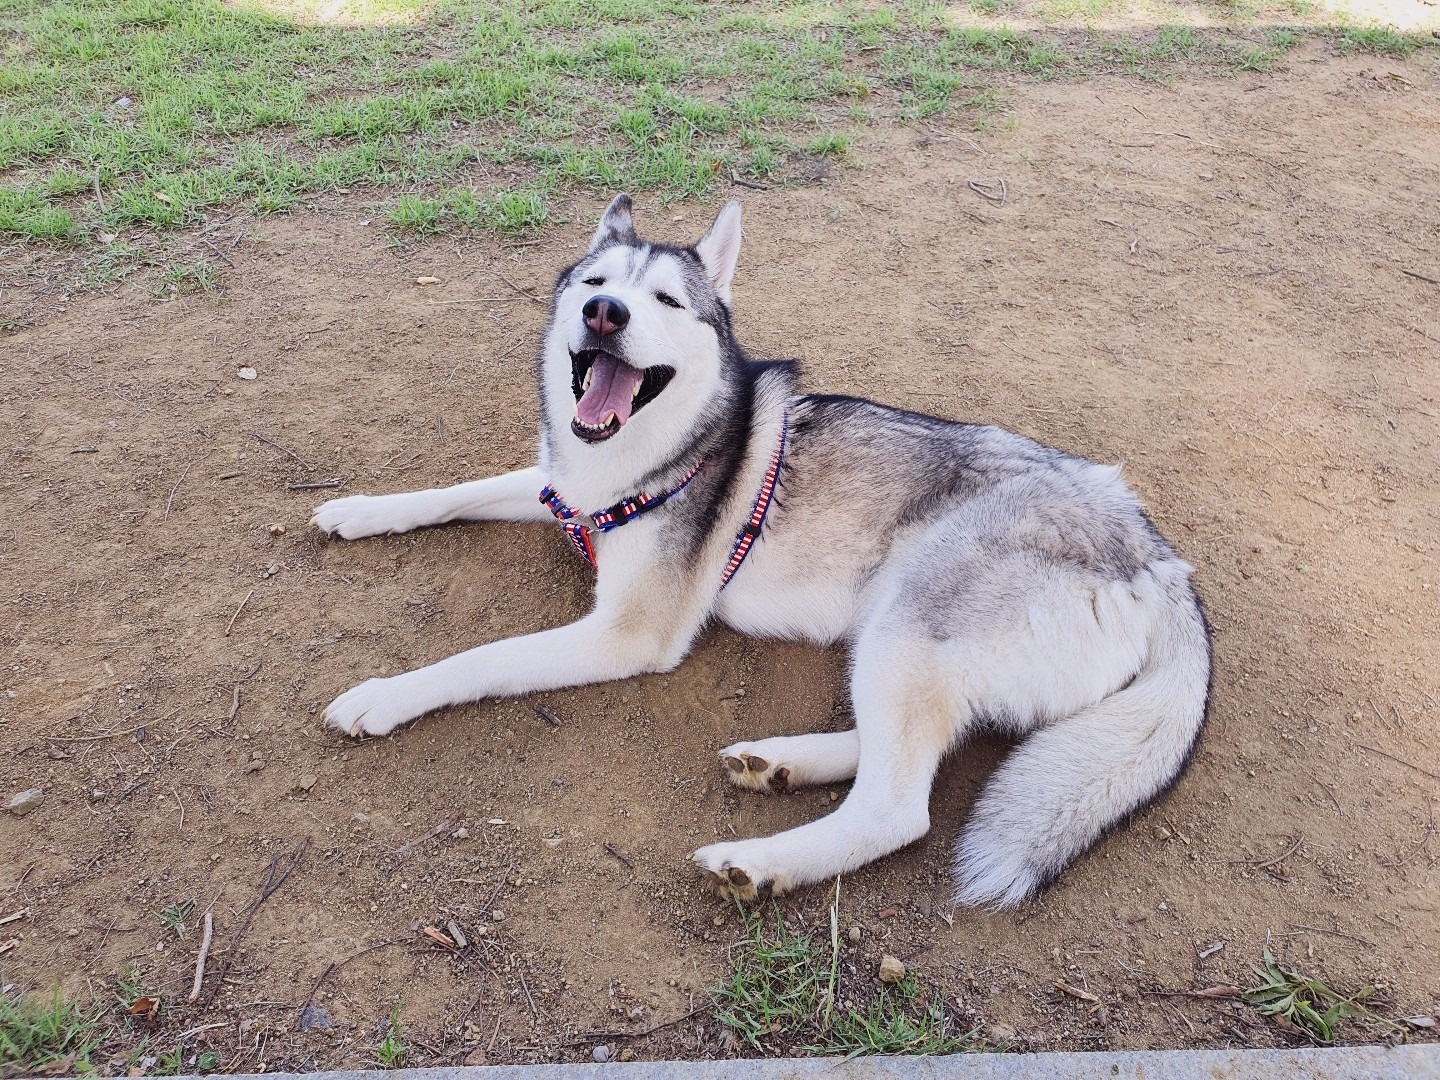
[{"xmin": 583, "ymin": 294, "xmax": 629, "ymax": 337}]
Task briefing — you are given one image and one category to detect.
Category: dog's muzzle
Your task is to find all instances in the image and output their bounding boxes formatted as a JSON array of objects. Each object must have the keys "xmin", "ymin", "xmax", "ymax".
[{"xmin": 570, "ymin": 349, "xmax": 675, "ymax": 443}]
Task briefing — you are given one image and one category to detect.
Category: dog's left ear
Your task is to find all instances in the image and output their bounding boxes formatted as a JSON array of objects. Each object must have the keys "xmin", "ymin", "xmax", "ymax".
[{"xmin": 695, "ymin": 201, "xmax": 743, "ymax": 305}]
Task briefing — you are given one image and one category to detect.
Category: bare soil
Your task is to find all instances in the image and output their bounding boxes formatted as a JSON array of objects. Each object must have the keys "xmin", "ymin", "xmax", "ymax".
[{"xmin": 2, "ymin": 44, "xmax": 1438, "ymax": 1070}]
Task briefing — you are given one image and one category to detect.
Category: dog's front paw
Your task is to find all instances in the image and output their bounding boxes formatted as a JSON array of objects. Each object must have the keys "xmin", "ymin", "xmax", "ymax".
[
  {"xmin": 311, "ymin": 494, "xmax": 420, "ymax": 540},
  {"xmin": 719, "ymin": 743, "xmax": 790, "ymax": 793},
  {"xmin": 690, "ymin": 842, "xmax": 790, "ymax": 903},
  {"xmin": 325, "ymin": 676, "xmax": 423, "ymax": 737}
]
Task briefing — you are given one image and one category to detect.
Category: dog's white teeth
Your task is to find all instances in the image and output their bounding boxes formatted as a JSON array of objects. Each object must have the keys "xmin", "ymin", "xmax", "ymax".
[
  {"xmin": 582, "ymin": 367, "xmax": 593, "ymax": 391},
  {"xmin": 631, "ymin": 381, "xmax": 641, "ymax": 400}
]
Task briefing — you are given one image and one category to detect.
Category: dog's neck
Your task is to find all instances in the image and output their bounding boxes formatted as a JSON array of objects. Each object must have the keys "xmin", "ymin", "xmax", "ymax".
[{"xmin": 539, "ymin": 356, "xmax": 795, "ymax": 514}]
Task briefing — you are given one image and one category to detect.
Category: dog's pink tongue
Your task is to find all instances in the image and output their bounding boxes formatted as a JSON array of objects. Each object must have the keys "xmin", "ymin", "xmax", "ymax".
[{"xmin": 576, "ymin": 354, "xmax": 644, "ymax": 427}]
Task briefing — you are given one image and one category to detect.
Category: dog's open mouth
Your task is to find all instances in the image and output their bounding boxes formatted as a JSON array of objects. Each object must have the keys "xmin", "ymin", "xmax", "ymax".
[{"xmin": 570, "ymin": 350, "xmax": 675, "ymax": 443}]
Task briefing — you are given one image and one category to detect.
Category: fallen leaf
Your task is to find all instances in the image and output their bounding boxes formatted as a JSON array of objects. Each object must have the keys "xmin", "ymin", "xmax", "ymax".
[
  {"xmin": 153, "ymin": 192, "xmax": 172, "ymax": 204},
  {"xmin": 128, "ymin": 996, "xmax": 160, "ymax": 1023}
]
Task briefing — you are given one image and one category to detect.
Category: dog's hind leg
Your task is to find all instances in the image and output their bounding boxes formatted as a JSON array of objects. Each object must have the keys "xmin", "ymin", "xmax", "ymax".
[
  {"xmin": 719, "ymin": 731, "xmax": 860, "ymax": 793},
  {"xmin": 692, "ymin": 630, "xmax": 957, "ymax": 899},
  {"xmin": 312, "ymin": 467, "xmax": 551, "ymax": 539}
]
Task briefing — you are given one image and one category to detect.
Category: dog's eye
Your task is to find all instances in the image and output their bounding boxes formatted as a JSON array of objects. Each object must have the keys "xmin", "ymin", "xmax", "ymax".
[
  {"xmin": 655, "ymin": 292, "xmax": 684, "ymax": 309},
  {"xmin": 582, "ymin": 276, "xmax": 605, "ymax": 286}
]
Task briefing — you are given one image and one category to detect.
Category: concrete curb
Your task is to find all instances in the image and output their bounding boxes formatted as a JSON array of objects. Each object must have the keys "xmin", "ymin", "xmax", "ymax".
[{"xmin": 135, "ymin": 1043, "xmax": 1439, "ymax": 1080}]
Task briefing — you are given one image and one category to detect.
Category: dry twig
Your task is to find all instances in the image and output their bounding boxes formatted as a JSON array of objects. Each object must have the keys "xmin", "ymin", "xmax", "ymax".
[
  {"xmin": 225, "ymin": 590, "xmax": 254, "ymax": 637},
  {"xmin": 1357, "ymin": 742, "xmax": 1440, "ymax": 782},
  {"xmin": 163, "ymin": 464, "xmax": 192, "ymax": 521},
  {"xmin": 207, "ymin": 839, "xmax": 310, "ymax": 1000},
  {"xmin": 187, "ymin": 911, "xmax": 214, "ymax": 1002}
]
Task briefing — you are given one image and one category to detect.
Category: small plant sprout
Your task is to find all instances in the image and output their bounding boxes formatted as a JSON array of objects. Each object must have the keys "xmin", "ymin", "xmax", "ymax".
[
  {"xmin": 376, "ymin": 1005, "xmax": 406, "ymax": 1067},
  {"xmin": 157, "ymin": 900, "xmax": 195, "ymax": 939}
]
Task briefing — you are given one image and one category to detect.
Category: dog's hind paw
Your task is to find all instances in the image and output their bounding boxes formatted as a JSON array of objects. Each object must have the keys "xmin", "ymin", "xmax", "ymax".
[
  {"xmin": 690, "ymin": 843, "xmax": 788, "ymax": 903},
  {"xmin": 719, "ymin": 744, "xmax": 790, "ymax": 793}
]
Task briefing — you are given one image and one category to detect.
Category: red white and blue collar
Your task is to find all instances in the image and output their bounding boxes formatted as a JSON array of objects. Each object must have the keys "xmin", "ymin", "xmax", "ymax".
[{"xmin": 540, "ymin": 413, "xmax": 787, "ymax": 588}]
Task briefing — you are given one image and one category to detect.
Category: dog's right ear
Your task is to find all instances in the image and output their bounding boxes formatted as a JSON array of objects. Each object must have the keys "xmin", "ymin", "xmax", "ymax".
[{"xmin": 589, "ymin": 193, "xmax": 635, "ymax": 253}]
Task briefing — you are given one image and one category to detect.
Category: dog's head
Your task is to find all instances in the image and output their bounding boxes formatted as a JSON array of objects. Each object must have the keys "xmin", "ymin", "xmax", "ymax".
[{"xmin": 540, "ymin": 195, "xmax": 745, "ymax": 462}]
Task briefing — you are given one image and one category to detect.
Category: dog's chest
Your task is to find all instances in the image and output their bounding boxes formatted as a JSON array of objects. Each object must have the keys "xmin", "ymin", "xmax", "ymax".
[{"xmin": 713, "ymin": 540, "xmax": 859, "ymax": 645}]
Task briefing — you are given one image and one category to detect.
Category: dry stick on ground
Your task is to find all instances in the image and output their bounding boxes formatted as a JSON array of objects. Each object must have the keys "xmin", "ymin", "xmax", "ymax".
[
  {"xmin": 1234, "ymin": 835, "xmax": 1304, "ymax": 872},
  {"xmin": 393, "ymin": 813, "xmax": 464, "ymax": 856},
  {"xmin": 207, "ymin": 839, "xmax": 310, "ymax": 1001},
  {"xmin": 563, "ymin": 1002, "xmax": 715, "ymax": 1045},
  {"xmin": 225, "ymin": 590, "xmax": 255, "ymax": 638},
  {"xmin": 1357, "ymin": 742, "xmax": 1440, "ymax": 782},
  {"xmin": 423, "ymin": 297, "xmax": 517, "ymax": 305},
  {"xmin": 534, "ymin": 705, "xmax": 563, "ymax": 728},
  {"xmin": 163, "ymin": 463, "xmax": 192, "ymax": 521},
  {"xmin": 287, "ymin": 479, "xmax": 343, "ymax": 492},
  {"xmin": 1287, "ymin": 924, "xmax": 1377, "ymax": 948},
  {"xmin": 294, "ymin": 938, "xmax": 405, "ymax": 1028},
  {"xmin": 187, "ymin": 911, "xmax": 215, "ymax": 1002},
  {"xmin": 1141, "ymin": 986, "xmax": 1242, "ymax": 999},
  {"xmin": 968, "ymin": 178, "xmax": 1007, "ymax": 206},
  {"xmin": 480, "ymin": 861, "xmax": 515, "ymax": 915},
  {"xmin": 1401, "ymin": 269, "xmax": 1440, "ymax": 286},
  {"xmin": 249, "ymin": 432, "xmax": 314, "ymax": 470},
  {"xmin": 603, "ymin": 843, "xmax": 634, "ymax": 870},
  {"xmin": 228, "ymin": 661, "xmax": 263, "ymax": 720},
  {"xmin": 493, "ymin": 272, "xmax": 546, "ymax": 306}
]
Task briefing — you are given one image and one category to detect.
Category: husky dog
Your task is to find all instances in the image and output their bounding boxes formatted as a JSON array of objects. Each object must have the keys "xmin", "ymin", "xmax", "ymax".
[{"xmin": 312, "ymin": 195, "xmax": 1211, "ymax": 908}]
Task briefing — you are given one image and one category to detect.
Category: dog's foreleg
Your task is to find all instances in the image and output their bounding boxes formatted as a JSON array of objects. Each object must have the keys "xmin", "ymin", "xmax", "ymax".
[
  {"xmin": 325, "ymin": 608, "xmax": 691, "ymax": 738},
  {"xmin": 312, "ymin": 467, "xmax": 550, "ymax": 539}
]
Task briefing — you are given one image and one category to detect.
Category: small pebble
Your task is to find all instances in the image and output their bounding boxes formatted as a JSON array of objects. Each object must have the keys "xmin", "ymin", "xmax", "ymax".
[
  {"xmin": 591, "ymin": 1045, "xmax": 610, "ymax": 1063},
  {"xmin": 984, "ymin": 1022, "xmax": 1019, "ymax": 1047},
  {"xmin": 491, "ymin": 910, "xmax": 505, "ymax": 922},
  {"xmin": 266, "ymin": 523, "xmax": 286, "ymax": 537},
  {"xmin": 712, "ymin": 914, "xmax": 725, "ymax": 927},
  {"xmin": 618, "ymin": 1048, "xmax": 635, "ymax": 1062},
  {"xmin": 297, "ymin": 773, "xmax": 318, "ymax": 792},
  {"xmin": 245, "ymin": 758, "xmax": 264, "ymax": 774},
  {"xmin": 6, "ymin": 788, "xmax": 43, "ymax": 816},
  {"xmin": 847, "ymin": 926, "xmax": 862, "ymax": 944},
  {"xmin": 878, "ymin": 955, "xmax": 906, "ymax": 983},
  {"xmin": 237, "ymin": 367, "xmax": 257, "ymax": 380}
]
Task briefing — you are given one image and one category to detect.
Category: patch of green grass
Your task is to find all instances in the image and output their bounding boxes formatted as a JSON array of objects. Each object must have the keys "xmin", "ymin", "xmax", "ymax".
[
  {"xmin": 1241, "ymin": 948, "xmax": 1383, "ymax": 1043},
  {"xmin": 712, "ymin": 909, "xmax": 829, "ymax": 1047},
  {"xmin": 710, "ymin": 904, "xmax": 981, "ymax": 1058},
  {"xmin": 388, "ymin": 193, "xmax": 447, "ymax": 235},
  {"xmin": 157, "ymin": 260, "xmax": 222, "ymax": 297},
  {"xmin": 0, "ymin": 988, "xmax": 103, "ymax": 1076},
  {"xmin": 805, "ymin": 976, "xmax": 976, "ymax": 1057},
  {"xmin": 2, "ymin": 0, "xmax": 1432, "ymax": 279},
  {"xmin": 806, "ymin": 133, "xmax": 850, "ymax": 157},
  {"xmin": 1331, "ymin": 26, "xmax": 1424, "ymax": 57},
  {"xmin": 157, "ymin": 899, "xmax": 195, "ymax": 937},
  {"xmin": 375, "ymin": 1005, "xmax": 406, "ymax": 1068}
]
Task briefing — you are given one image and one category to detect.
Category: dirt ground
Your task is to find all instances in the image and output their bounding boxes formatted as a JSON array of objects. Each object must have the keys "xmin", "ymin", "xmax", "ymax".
[{"xmin": 2, "ymin": 43, "xmax": 1438, "ymax": 1070}]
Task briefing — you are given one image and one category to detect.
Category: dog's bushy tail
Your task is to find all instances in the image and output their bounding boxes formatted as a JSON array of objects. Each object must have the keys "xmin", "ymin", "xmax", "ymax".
[{"xmin": 952, "ymin": 570, "xmax": 1211, "ymax": 909}]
